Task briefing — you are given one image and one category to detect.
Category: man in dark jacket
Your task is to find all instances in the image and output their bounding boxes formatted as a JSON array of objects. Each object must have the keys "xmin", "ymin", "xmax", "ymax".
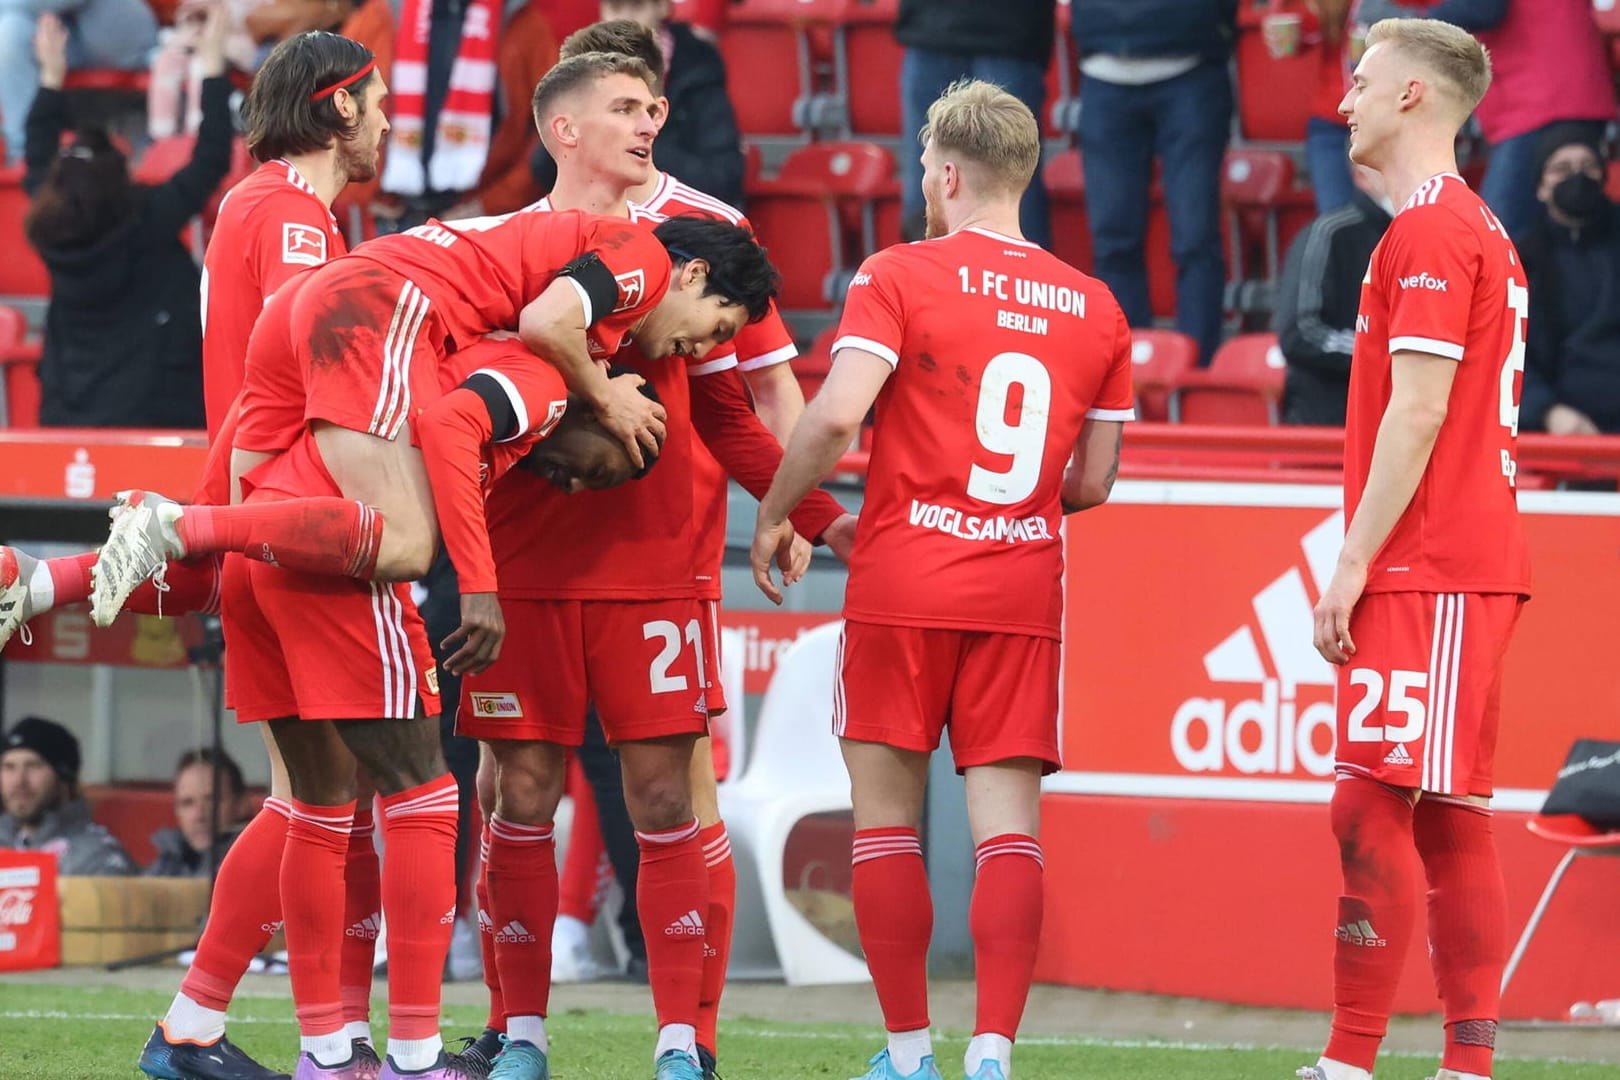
[
  {"xmin": 895, "ymin": 0, "xmax": 1055, "ymax": 248},
  {"xmin": 1515, "ymin": 127, "xmax": 1620, "ymax": 435},
  {"xmin": 0, "ymin": 716, "xmax": 134, "ymax": 876},
  {"xmin": 533, "ymin": 1, "xmax": 745, "ymax": 207},
  {"xmin": 1072, "ymin": 0, "xmax": 1237, "ymax": 366},
  {"xmin": 144, "ymin": 748, "xmax": 253, "ymax": 878},
  {"xmin": 1274, "ymin": 165, "xmax": 1393, "ymax": 426}
]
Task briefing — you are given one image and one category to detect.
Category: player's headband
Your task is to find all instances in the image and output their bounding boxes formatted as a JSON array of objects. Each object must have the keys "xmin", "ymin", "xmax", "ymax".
[
  {"xmin": 310, "ymin": 60, "xmax": 376, "ymax": 101},
  {"xmin": 666, "ymin": 245, "xmax": 739, "ymax": 306}
]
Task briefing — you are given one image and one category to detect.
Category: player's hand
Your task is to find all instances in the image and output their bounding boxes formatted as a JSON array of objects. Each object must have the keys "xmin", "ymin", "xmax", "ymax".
[
  {"xmin": 1312, "ymin": 559, "xmax": 1367, "ymax": 665},
  {"xmin": 788, "ymin": 533, "xmax": 812, "ymax": 581},
  {"xmin": 821, "ymin": 513, "xmax": 858, "ymax": 564},
  {"xmin": 597, "ymin": 372, "xmax": 667, "ymax": 470},
  {"xmin": 441, "ymin": 591, "xmax": 504, "ymax": 676},
  {"xmin": 751, "ymin": 514, "xmax": 798, "ymax": 606},
  {"xmin": 34, "ymin": 13, "xmax": 68, "ymax": 88}
]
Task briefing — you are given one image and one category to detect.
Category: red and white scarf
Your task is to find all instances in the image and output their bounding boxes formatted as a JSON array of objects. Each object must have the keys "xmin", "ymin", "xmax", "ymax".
[{"xmin": 381, "ymin": 0, "xmax": 498, "ymax": 196}]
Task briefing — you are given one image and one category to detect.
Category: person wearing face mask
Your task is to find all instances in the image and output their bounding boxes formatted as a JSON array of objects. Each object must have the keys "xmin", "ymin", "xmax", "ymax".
[
  {"xmin": 1273, "ymin": 164, "xmax": 1395, "ymax": 425},
  {"xmin": 1515, "ymin": 127, "xmax": 1620, "ymax": 436}
]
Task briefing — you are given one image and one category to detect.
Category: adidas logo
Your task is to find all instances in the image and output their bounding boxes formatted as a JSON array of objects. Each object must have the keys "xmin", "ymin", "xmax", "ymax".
[
  {"xmin": 664, "ymin": 909, "xmax": 705, "ymax": 937},
  {"xmin": 259, "ymin": 920, "xmax": 285, "ymax": 935},
  {"xmin": 439, "ymin": 907, "xmax": 457, "ymax": 926},
  {"xmin": 494, "ymin": 920, "xmax": 537, "ymax": 944},
  {"xmin": 345, "ymin": 913, "xmax": 382, "ymax": 940},
  {"xmin": 1335, "ymin": 919, "xmax": 1388, "ymax": 947},
  {"xmin": 1172, "ymin": 512, "xmax": 1342, "ymax": 778},
  {"xmin": 1384, "ymin": 743, "xmax": 1414, "ymax": 766},
  {"xmin": 478, "ymin": 909, "xmax": 494, "ymax": 934}
]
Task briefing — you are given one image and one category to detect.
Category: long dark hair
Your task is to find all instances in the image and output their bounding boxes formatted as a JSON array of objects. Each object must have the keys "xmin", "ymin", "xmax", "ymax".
[
  {"xmin": 243, "ymin": 31, "xmax": 377, "ymax": 163},
  {"xmin": 24, "ymin": 127, "xmax": 137, "ymax": 251}
]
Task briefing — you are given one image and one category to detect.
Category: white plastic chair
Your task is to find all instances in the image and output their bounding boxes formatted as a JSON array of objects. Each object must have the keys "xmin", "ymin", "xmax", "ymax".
[
  {"xmin": 715, "ymin": 626, "xmax": 749, "ymax": 783},
  {"xmin": 718, "ymin": 620, "xmax": 869, "ymax": 985}
]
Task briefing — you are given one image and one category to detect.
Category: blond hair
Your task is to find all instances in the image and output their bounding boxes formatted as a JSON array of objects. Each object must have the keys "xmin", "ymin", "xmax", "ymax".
[
  {"xmin": 531, "ymin": 51, "xmax": 657, "ymax": 130},
  {"xmin": 1367, "ymin": 18, "xmax": 1492, "ymax": 112},
  {"xmin": 919, "ymin": 79, "xmax": 1040, "ymax": 194}
]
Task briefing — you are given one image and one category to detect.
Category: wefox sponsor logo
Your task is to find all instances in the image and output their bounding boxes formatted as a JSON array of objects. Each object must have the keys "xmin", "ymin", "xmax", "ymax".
[
  {"xmin": 1398, "ymin": 272, "xmax": 1448, "ymax": 292},
  {"xmin": 1170, "ymin": 512, "xmax": 1343, "ymax": 777}
]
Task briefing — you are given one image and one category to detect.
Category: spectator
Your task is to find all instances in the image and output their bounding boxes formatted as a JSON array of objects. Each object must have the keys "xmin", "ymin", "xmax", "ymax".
[
  {"xmin": 23, "ymin": 7, "xmax": 231, "ymax": 429},
  {"xmin": 1072, "ymin": 0, "xmax": 1236, "ymax": 366},
  {"xmin": 1358, "ymin": 0, "xmax": 1617, "ymax": 236},
  {"xmin": 1262, "ymin": 0, "xmax": 1355, "ymax": 213},
  {"xmin": 144, "ymin": 748, "xmax": 254, "ymax": 878},
  {"xmin": 363, "ymin": 0, "xmax": 558, "ymax": 223},
  {"xmin": 1517, "ymin": 127, "xmax": 1620, "ymax": 436},
  {"xmin": 530, "ymin": 0, "xmax": 743, "ymax": 208},
  {"xmin": 1274, "ymin": 163, "xmax": 1393, "ymax": 425},
  {"xmin": 894, "ymin": 0, "xmax": 1054, "ymax": 247},
  {"xmin": 0, "ymin": 0, "xmax": 157, "ymax": 166},
  {"xmin": 0, "ymin": 716, "xmax": 135, "ymax": 875}
]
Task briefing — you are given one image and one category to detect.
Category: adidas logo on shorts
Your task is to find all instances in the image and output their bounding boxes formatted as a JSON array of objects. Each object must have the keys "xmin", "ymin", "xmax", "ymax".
[
  {"xmin": 664, "ymin": 909, "xmax": 705, "ymax": 937},
  {"xmin": 1383, "ymin": 744, "xmax": 1414, "ymax": 766},
  {"xmin": 494, "ymin": 919, "xmax": 537, "ymax": 944},
  {"xmin": 439, "ymin": 906, "xmax": 457, "ymax": 925},
  {"xmin": 345, "ymin": 913, "xmax": 381, "ymax": 940}
]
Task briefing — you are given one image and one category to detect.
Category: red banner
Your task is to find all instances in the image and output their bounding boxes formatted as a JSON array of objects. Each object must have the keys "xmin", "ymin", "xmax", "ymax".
[
  {"xmin": 7, "ymin": 605, "xmax": 204, "ymax": 668},
  {"xmin": 0, "ymin": 851, "xmax": 60, "ymax": 971},
  {"xmin": 0, "ymin": 431, "xmax": 206, "ymax": 501}
]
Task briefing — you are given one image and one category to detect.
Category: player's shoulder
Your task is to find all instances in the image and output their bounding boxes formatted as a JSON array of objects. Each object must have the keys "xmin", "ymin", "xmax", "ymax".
[
  {"xmin": 1388, "ymin": 175, "xmax": 1491, "ymax": 245},
  {"xmin": 644, "ymin": 173, "xmax": 746, "ymax": 225}
]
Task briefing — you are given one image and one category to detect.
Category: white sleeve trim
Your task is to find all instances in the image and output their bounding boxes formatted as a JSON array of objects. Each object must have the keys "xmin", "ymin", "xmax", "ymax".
[
  {"xmin": 831, "ymin": 334, "xmax": 900, "ymax": 369},
  {"xmin": 736, "ymin": 343, "xmax": 798, "ymax": 372},
  {"xmin": 1389, "ymin": 335, "xmax": 1465, "ymax": 361},
  {"xmin": 688, "ymin": 353, "xmax": 739, "ymax": 376},
  {"xmin": 1085, "ymin": 407, "xmax": 1137, "ymax": 421},
  {"xmin": 564, "ymin": 275, "xmax": 594, "ymax": 327},
  {"xmin": 473, "ymin": 367, "xmax": 530, "ymax": 442}
]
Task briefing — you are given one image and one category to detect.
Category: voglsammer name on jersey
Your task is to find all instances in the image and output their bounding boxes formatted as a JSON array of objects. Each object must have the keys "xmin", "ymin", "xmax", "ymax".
[
  {"xmin": 1170, "ymin": 513, "xmax": 1343, "ymax": 777},
  {"xmin": 908, "ymin": 500, "xmax": 1055, "ymax": 544}
]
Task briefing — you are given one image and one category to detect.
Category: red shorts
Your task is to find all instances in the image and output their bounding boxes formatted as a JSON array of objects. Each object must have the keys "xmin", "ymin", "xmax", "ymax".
[
  {"xmin": 291, "ymin": 260, "xmax": 449, "ymax": 441},
  {"xmin": 457, "ymin": 598, "xmax": 711, "ymax": 746},
  {"xmin": 1335, "ymin": 591, "xmax": 1522, "ymax": 797},
  {"xmin": 834, "ymin": 619, "xmax": 1061, "ymax": 774}
]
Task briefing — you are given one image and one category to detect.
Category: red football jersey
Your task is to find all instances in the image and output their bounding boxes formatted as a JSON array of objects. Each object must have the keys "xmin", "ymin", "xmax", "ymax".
[
  {"xmin": 836, "ymin": 228, "xmax": 1135, "ymax": 640},
  {"xmin": 1346, "ymin": 172, "xmax": 1532, "ymax": 596},
  {"xmin": 347, "ymin": 210, "xmax": 670, "ymax": 355},
  {"xmin": 201, "ymin": 160, "xmax": 345, "ymax": 437},
  {"xmin": 636, "ymin": 171, "xmax": 799, "ymax": 600}
]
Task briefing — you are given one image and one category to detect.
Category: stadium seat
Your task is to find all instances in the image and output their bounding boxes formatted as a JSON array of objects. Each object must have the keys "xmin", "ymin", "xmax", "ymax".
[
  {"xmin": 794, "ymin": 325, "xmax": 838, "ymax": 400},
  {"xmin": 1502, "ymin": 814, "xmax": 1620, "ymax": 995},
  {"xmin": 1222, "ymin": 149, "xmax": 1297, "ymax": 315},
  {"xmin": 1607, "ymin": 160, "xmax": 1620, "ymax": 203},
  {"xmin": 0, "ymin": 303, "xmax": 42, "ymax": 427},
  {"xmin": 1128, "ymin": 329, "xmax": 1199, "ymax": 423},
  {"xmin": 721, "ymin": 0, "xmax": 841, "ymax": 136},
  {"xmin": 745, "ymin": 141, "xmax": 895, "ymax": 310},
  {"xmin": 1170, "ymin": 332, "xmax": 1286, "ymax": 424},
  {"xmin": 1043, "ymin": 148, "xmax": 1093, "ymax": 274},
  {"xmin": 0, "ymin": 171, "xmax": 50, "ymax": 301},
  {"xmin": 1234, "ymin": 27, "xmax": 1314, "ymax": 141},
  {"xmin": 1595, "ymin": 0, "xmax": 1620, "ymax": 36},
  {"xmin": 713, "ymin": 626, "xmax": 749, "ymax": 783},
  {"xmin": 830, "ymin": 0, "xmax": 904, "ymax": 137},
  {"xmin": 717, "ymin": 621, "xmax": 870, "ymax": 984}
]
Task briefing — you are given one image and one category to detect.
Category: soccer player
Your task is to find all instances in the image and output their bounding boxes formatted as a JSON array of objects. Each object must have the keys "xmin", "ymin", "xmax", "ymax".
[
  {"xmin": 751, "ymin": 80, "xmax": 1134, "ymax": 1080},
  {"xmin": 455, "ymin": 47, "xmax": 845, "ymax": 1080},
  {"xmin": 1300, "ymin": 20, "xmax": 1528, "ymax": 1080}
]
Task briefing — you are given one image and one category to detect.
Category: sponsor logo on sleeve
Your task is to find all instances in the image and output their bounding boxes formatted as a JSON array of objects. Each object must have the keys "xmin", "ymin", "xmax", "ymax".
[
  {"xmin": 614, "ymin": 269, "xmax": 646, "ymax": 312},
  {"xmin": 1397, "ymin": 273, "xmax": 1448, "ymax": 292},
  {"xmin": 282, "ymin": 223, "xmax": 327, "ymax": 266}
]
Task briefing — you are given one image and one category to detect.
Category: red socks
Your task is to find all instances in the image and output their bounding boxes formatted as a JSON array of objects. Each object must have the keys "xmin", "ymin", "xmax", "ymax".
[
  {"xmin": 283, "ymin": 800, "xmax": 356, "ymax": 1039},
  {"xmin": 971, "ymin": 835, "xmax": 1044, "ymax": 1041},
  {"xmin": 180, "ymin": 798, "xmax": 291, "ymax": 1010},
  {"xmin": 44, "ymin": 551, "xmax": 220, "ymax": 615},
  {"xmin": 378, "ymin": 775, "xmax": 461, "ymax": 1040},
  {"xmin": 636, "ymin": 820, "xmax": 708, "ymax": 1029},
  {"xmin": 558, "ymin": 757, "xmax": 609, "ymax": 924},
  {"xmin": 1415, "ymin": 796, "xmax": 1506, "ymax": 1077},
  {"xmin": 852, "ymin": 828, "xmax": 932, "ymax": 1033},
  {"xmin": 485, "ymin": 816, "xmax": 559, "ymax": 1023},
  {"xmin": 1324, "ymin": 779, "xmax": 1420, "ymax": 1073},
  {"xmin": 475, "ymin": 824, "xmax": 506, "ymax": 1032},
  {"xmin": 697, "ymin": 822, "xmax": 736, "ymax": 1052},
  {"xmin": 340, "ymin": 803, "xmax": 381, "ymax": 1028},
  {"xmin": 44, "ymin": 552, "xmax": 96, "ymax": 607},
  {"xmin": 176, "ymin": 499, "xmax": 383, "ymax": 579}
]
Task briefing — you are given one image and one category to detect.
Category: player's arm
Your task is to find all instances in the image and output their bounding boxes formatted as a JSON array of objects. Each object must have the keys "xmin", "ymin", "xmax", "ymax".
[
  {"xmin": 741, "ymin": 361, "xmax": 805, "ymax": 443},
  {"xmin": 517, "ymin": 263, "xmax": 664, "ymax": 468},
  {"xmin": 1314, "ymin": 349, "xmax": 1457, "ymax": 664},
  {"xmin": 751, "ymin": 348, "xmax": 891, "ymax": 604},
  {"xmin": 1061, "ymin": 420, "xmax": 1124, "ymax": 513},
  {"xmin": 416, "ymin": 373, "xmax": 526, "ymax": 675}
]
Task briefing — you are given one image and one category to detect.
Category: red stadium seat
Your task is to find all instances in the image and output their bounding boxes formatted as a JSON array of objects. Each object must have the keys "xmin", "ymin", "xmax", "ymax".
[
  {"xmin": 0, "ymin": 170, "xmax": 50, "ymax": 301},
  {"xmin": 1171, "ymin": 332, "xmax": 1287, "ymax": 425},
  {"xmin": 1234, "ymin": 27, "xmax": 1314, "ymax": 141},
  {"xmin": 833, "ymin": 0, "xmax": 904, "ymax": 136},
  {"xmin": 745, "ymin": 141, "xmax": 895, "ymax": 310},
  {"xmin": 1127, "ymin": 329, "xmax": 1199, "ymax": 423},
  {"xmin": 1502, "ymin": 814, "xmax": 1620, "ymax": 996},
  {"xmin": 1606, "ymin": 160, "xmax": 1620, "ymax": 202},
  {"xmin": 795, "ymin": 325, "xmax": 838, "ymax": 400},
  {"xmin": 722, "ymin": 0, "xmax": 842, "ymax": 136},
  {"xmin": 1595, "ymin": 0, "xmax": 1620, "ymax": 36},
  {"xmin": 0, "ymin": 304, "xmax": 42, "ymax": 427},
  {"xmin": 1222, "ymin": 148, "xmax": 1297, "ymax": 314}
]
